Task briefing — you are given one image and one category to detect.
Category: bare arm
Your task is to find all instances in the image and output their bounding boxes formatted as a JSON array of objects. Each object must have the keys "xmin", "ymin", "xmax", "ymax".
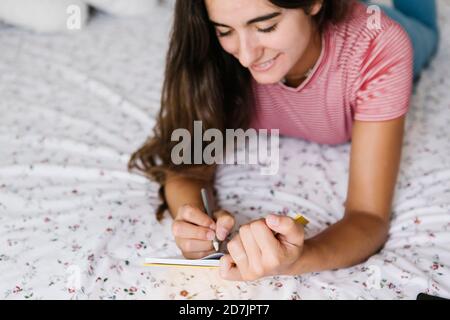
[{"xmin": 292, "ymin": 116, "xmax": 405, "ymax": 274}]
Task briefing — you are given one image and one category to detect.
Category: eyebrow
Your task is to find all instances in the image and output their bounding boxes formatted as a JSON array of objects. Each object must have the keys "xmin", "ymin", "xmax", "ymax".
[{"xmin": 210, "ymin": 12, "xmax": 281, "ymax": 28}]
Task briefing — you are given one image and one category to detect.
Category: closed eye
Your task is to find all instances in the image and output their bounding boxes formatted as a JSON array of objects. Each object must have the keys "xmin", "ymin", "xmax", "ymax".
[
  {"xmin": 257, "ymin": 24, "xmax": 278, "ymax": 33},
  {"xmin": 217, "ymin": 24, "xmax": 278, "ymax": 38},
  {"xmin": 217, "ymin": 29, "xmax": 232, "ymax": 37}
]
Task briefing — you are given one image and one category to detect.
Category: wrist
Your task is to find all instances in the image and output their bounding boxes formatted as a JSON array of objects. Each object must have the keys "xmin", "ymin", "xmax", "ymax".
[{"xmin": 288, "ymin": 241, "xmax": 320, "ymax": 276}]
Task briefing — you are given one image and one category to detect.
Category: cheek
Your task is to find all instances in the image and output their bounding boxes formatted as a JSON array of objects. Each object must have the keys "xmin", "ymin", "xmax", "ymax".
[
  {"xmin": 276, "ymin": 29, "xmax": 310, "ymax": 62},
  {"xmin": 277, "ymin": 15, "xmax": 313, "ymax": 52},
  {"xmin": 287, "ymin": 36, "xmax": 308, "ymax": 57},
  {"xmin": 283, "ymin": 25, "xmax": 308, "ymax": 48}
]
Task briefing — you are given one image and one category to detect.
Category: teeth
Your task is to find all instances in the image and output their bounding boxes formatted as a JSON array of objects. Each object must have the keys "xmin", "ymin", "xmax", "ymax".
[
  {"xmin": 258, "ymin": 60, "xmax": 272, "ymax": 68},
  {"xmin": 253, "ymin": 55, "xmax": 278, "ymax": 70}
]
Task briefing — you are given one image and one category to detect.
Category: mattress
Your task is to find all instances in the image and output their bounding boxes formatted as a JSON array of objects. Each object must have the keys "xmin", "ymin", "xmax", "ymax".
[{"xmin": 0, "ymin": 2, "xmax": 449, "ymax": 299}]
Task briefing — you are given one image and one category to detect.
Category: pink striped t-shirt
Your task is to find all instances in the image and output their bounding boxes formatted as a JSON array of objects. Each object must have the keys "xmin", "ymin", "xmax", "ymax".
[{"xmin": 249, "ymin": 1, "xmax": 414, "ymax": 145}]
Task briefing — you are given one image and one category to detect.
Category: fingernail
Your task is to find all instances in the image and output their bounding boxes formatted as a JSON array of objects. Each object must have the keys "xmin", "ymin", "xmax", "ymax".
[
  {"xmin": 267, "ymin": 215, "xmax": 279, "ymax": 226},
  {"xmin": 209, "ymin": 222, "xmax": 216, "ymax": 230},
  {"xmin": 207, "ymin": 230, "xmax": 216, "ymax": 240},
  {"xmin": 217, "ymin": 228, "xmax": 227, "ymax": 241}
]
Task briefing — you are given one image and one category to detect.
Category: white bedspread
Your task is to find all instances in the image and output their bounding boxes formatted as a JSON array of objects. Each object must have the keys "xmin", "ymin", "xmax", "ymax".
[{"xmin": 0, "ymin": 2, "xmax": 449, "ymax": 300}]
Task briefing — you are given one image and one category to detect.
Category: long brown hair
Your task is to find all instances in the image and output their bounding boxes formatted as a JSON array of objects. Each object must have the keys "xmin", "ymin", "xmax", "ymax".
[{"xmin": 128, "ymin": 0, "xmax": 352, "ymax": 220}]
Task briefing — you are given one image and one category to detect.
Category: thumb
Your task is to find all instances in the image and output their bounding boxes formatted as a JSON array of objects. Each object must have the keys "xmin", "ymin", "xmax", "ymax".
[
  {"xmin": 214, "ymin": 210, "xmax": 235, "ymax": 241},
  {"xmin": 265, "ymin": 214, "xmax": 304, "ymax": 246}
]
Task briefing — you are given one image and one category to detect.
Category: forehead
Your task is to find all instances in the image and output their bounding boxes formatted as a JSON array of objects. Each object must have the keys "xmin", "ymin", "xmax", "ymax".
[{"xmin": 205, "ymin": 0, "xmax": 280, "ymax": 25}]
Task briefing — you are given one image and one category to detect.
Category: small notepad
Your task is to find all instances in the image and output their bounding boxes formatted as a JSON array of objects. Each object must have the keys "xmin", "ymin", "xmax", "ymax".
[{"xmin": 144, "ymin": 252, "xmax": 225, "ymax": 268}]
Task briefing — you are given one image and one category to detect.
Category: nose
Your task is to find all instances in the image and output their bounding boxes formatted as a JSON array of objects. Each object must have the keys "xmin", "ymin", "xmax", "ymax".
[{"xmin": 237, "ymin": 33, "xmax": 262, "ymax": 68}]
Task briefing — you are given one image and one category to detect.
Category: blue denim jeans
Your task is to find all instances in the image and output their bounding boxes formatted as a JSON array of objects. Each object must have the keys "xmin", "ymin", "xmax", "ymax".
[{"xmin": 361, "ymin": 0, "xmax": 439, "ymax": 80}]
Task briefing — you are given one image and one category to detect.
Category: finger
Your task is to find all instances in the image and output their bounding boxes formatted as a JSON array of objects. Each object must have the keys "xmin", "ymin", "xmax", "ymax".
[
  {"xmin": 219, "ymin": 254, "xmax": 242, "ymax": 281},
  {"xmin": 176, "ymin": 205, "xmax": 215, "ymax": 229},
  {"xmin": 214, "ymin": 210, "xmax": 235, "ymax": 241},
  {"xmin": 249, "ymin": 219, "xmax": 280, "ymax": 252},
  {"xmin": 265, "ymin": 214, "xmax": 304, "ymax": 246},
  {"xmin": 176, "ymin": 238, "xmax": 214, "ymax": 253},
  {"xmin": 172, "ymin": 220, "xmax": 216, "ymax": 241},
  {"xmin": 239, "ymin": 224, "xmax": 263, "ymax": 271},
  {"xmin": 227, "ymin": 235, "xmax": 249, "ymax": 272}
]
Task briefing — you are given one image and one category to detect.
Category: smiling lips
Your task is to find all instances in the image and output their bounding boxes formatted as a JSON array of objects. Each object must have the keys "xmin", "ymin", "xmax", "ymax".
[{"xmin": 251, "ymin": 53, "xmax": 281, "ymax": 72}]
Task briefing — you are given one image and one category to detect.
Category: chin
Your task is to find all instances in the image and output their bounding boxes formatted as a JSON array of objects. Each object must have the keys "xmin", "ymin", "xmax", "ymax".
[
  {"xmin": 251, "ymin": 72, "xmax": 284, "ymax": 85},
  {"xmin": 250, "ymin": 63, "xmax": 291, "ymax": 85},
  {"xmin": 249, "ymin": 54, "xmax": 291, "ymax": 85}
]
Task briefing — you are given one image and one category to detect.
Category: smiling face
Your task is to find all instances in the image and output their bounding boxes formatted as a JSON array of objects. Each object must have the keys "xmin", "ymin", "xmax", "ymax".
[{"xmin": 205, "ymin": 0, "xmax": 323, "ymax": 86}]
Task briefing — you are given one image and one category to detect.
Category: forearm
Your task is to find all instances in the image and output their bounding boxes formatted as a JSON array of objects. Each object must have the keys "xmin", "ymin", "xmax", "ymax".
[
  {"xmin": 164, "ymin": 175, "xmax": 215, "ymax": 219},
  {"xmin": 292, "ymin": 211, "xmax": 390, "ymax": 275}
]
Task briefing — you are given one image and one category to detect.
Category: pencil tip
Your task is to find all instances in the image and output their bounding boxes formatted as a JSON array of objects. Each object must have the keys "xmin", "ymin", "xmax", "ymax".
[{"xmin": 213, "ymin": 240, "xmax": 219, "ymax": 252}]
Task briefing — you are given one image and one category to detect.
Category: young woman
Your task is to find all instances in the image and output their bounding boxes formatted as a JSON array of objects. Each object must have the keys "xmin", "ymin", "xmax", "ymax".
[{"xmin": 128, "ymin": 0, "xmax": 439, "ymax": 281}]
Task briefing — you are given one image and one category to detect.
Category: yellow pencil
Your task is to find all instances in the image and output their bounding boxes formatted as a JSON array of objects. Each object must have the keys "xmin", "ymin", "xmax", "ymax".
[{"xmin": 294, "ymin": 214, "xmax": 309, "ymax": 227}]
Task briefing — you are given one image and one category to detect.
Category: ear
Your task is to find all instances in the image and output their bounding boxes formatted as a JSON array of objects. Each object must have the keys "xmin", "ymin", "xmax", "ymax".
[{"xmin": 310, "ymin": 0, "xmax": 324, "ymax": 16}]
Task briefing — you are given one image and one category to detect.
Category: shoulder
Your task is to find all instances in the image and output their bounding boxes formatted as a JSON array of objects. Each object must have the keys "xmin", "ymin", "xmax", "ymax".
[{"xmin": 330, "ymin": 1, "xmax": 411, "ymax": 62}]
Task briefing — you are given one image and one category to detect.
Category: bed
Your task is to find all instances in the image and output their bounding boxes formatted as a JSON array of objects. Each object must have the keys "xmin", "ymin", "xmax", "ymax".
[{"xmin": 0, "ymin": 1, "xmax": 449, "ymax": 300}]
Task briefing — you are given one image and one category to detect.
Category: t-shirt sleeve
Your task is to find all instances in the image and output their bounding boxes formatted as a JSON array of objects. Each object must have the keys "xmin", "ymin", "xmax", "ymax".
[{"xmin": 353, "ymin": 22, "xmax": 414, "ymax": 122}]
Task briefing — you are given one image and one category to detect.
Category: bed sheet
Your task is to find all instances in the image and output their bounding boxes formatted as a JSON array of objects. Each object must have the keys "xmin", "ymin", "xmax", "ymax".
[{"xmin": 0, "ymin": 2, "xmax": 449, "ymax": 299}]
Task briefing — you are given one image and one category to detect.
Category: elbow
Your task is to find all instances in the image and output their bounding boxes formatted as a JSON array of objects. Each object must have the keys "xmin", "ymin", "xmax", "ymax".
[{"xmin": 345, "ymin": 210, "xmax": 391, "ymax": 252}]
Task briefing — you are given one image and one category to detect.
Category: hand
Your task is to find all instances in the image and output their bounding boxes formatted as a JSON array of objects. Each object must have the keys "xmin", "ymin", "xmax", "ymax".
[
  {"xmin": 219, "ymin": 214, "xmax": 305, "ymax": 281},
  {"xmin": 172, "ymin": 205, "xmax": 235, "ymax": 259}
]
